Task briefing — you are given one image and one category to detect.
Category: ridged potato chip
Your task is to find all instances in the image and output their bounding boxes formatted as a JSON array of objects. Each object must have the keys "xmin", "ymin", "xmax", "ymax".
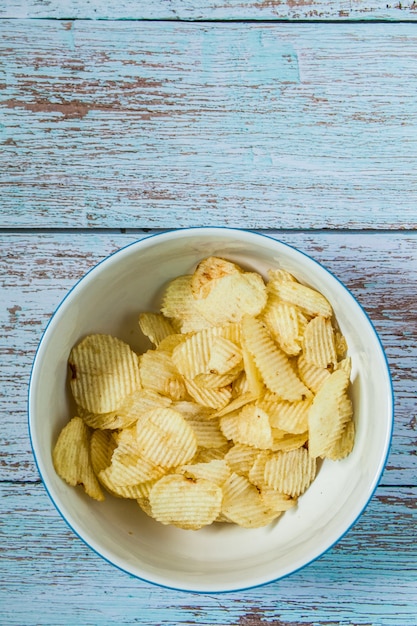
[
  {"xmin": 303, "ymin": 316, "xmax": 337, "ymax": 369},
  {"xmin": 263, "ymin": 448, "xmax": 317, "ymax": 497},
  {"xmin": 297, "ymin": 353, "xmax": 331, "ymax": 393},
  {"xmin": 161, "ymin": 275, "xmax": 212, "ymax": 332},
  {"xmin": 69, "ymin": 334, "xmax": 141, "ymax": 414},
  {"xmin": 139, "ymin": 349, "xmax": 186, "ymax": 400},
  {"xmin": 262, "ymin": 298, "xmax": 304, "ymax": 356},
  {"xmin": 193, "ymin": 271, "xmax": 267, "ymax": 326},
  {"xmin": 242, "ymin": 316, "xmax": 310, "ymax": 402},
  {"xmin": 53, "ymin": 416, "xmax": 104, "ymax": 501},
  {"xmin": 138, "ymin": 312, "xmax": 176, "ymax": 347},
  {"xmin": 149, "ymin": 473, "xmax": 223, "ymax": 530},
  {"xmin": 273, "ymin": 281, "xmax": 333, "ymax": 318},
  {"xmin": 224, "ymin": 443, "xmax": 260, "ymax": 477},
  {"xmin": 308, "ymin": 369, "xmax": 353, "ymax": 459},
  {"xmin": 136, "ymin": 407, "xmax": 198, "ymax": 467},
  {"xmin": 221, "ymin": 473, "xmax": 279, "ymax": 528},
  {"xmin": 259, "ymin": 394, "xmax": 311, "ymax": 434},
  {"xmin": 179, "ymin": 459, "xmax": 231, "ymax": 486}
]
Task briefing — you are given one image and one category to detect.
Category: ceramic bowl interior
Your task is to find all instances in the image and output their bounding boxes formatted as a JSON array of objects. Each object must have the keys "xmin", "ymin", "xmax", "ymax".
[{"xmin": 29, "ymin": 228, "xmax": 393, "ymax": 592}]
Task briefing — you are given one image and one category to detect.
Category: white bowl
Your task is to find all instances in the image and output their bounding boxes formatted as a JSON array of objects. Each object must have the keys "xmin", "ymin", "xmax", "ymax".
[{"xmin": 29, "ymin": 227, "xmax": 393, "ymax": 593}]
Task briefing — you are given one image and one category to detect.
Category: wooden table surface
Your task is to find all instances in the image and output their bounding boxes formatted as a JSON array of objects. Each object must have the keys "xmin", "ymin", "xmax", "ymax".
[{"xmin": 1, "ymin": 1, "xmax": 416, "ymax": 624}]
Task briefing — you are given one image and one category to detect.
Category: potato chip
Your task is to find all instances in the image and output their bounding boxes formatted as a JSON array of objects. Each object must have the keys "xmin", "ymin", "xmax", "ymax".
[
  {"xmin": 262, "ymin": 298, "xmax": 304, "ymax": 356},
  {"xmin": 193, "ymin": 271, "xmax": 267, "ymax": 326},
  {"xmin": 136, "ymin": 407, "xmax": 198, "ymax": 467},
  {"xmin": 161, "ymin": 275, "xmax": 212, "ymax": 332},
  {"xmin": 139, "ymin": 349, "xmax": 186, "ymax": 400},
  {"xmin": 101, "ymin": 449, "xmax": 165, "ymax": 487},
  {"xmin": 271, "ymin": 430, "xmax": 308, "ymax": 452},
  {"xmin": 149, "ymin": 473, "xmax": 222, "ymax": 530},
  {"xmin": 79, "ymin": 406, "xmax": 136, "ymax": 431},
  {"xmin": 53, "ymin": 416, "xmax": 104, "ymax": 501},
  {"xmin": 191, "ymin": 256, "xmax": 241, "ymax": 299},
  {"xmin": 248, "ymin": 450, "xmax": 271, "ymax": 487},
  {"xmin": 184, "ymin": 378, "xmax": 232, "ymax": 410},
  {"xmin": 303, "ymin": 315, "xmax": 337, "ymax": 369},
  {"xmin": 263, "ymin": 448, "xmax": 317, "ymax": 497},
  {"xmin": 179, "ymin": 459, "xmax": 231, "ymax": 486},
  {"xmin": 335, "ymin": 356, "xmax": 352, "ymax": 377},
  {"xmin": 224, "ymin": 443, "xmax": 260, "ymax": 477},
  {"xmin": 267, "ymin": 268, "xmax": 298, "ymax": 285},
  {"xmin": 240, "ymin": 343, "xmax": 265, "ymax": 398},
  {"xmin": 194, "ymin": 365, "xmax": 242, "ymax": 389},
  {"xmin": 138, "ymin": 312, "xmax": 176, "ymax": 346},
  {"xmin": 297, "ymin": 353, "xmax": 331, "ymax": 393},
  {"xmin": 207, "ymin": 336, "xmax": 242, "ymax": 375},
  {"xmin": 259, "ymin": 486, "xmax": 297, "ymax": 513},
  {"xmin": 308, "ymin": 369, "xmax": 352, "ymax": 458},
  {"xmin": 90, "ymin": 429, "xmax": 116, "ymax": 476},
  {"xmin": 273, "ymin": 281, "xmax": 333, "ymax": 319},
  {"xmin": 214, "ymin": 390, "xmax": 256, "ymax": 418},
  {"xmin": 185, "ymin": 416, "xmax": 228, "ymax": 449},
  {"xmin": 259, "ymin": 394, "xmax": 311, "ymax": 434},
  {"xmin": 221, "ymin": 473, "xmax": 278, "ymax": 528},
  {"xmin": 69, "ymin": 334, "xmax": 141, "ymax": 414},
  {"xmin": 195, "ymin": 444, "xmax": 232, "ymax": 463},
  {"xmin": 242, "ymin": 316, "xmax": 310, "ymax": 402},
  {"xmin": 325, "ymin": 419, "xmax": 355, "ymax": 461}
]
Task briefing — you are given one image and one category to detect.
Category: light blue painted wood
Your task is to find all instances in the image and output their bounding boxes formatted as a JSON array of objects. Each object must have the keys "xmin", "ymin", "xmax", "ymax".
[
  {"xmin": 1, "ymin": 481, "xmax": 416, "ymax": 625},
  {"xmin": 1, "ymin": 231, "xmax": 416, "ymax": 485},
  {"xmin": 1, "ymin": 0, "xmax": 416, "ymax": 21},
  {"xmin": 1, "ymin": 21, "xmax": 416, "ymax": 229}
]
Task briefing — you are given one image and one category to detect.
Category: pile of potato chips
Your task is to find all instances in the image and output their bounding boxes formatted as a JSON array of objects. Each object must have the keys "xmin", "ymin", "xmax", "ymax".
[{"xmin": 53, "ymin": 257, "xmax": 355, "ymax": 530}]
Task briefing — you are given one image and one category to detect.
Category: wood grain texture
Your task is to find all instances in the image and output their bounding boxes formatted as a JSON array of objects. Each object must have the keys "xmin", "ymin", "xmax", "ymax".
[
  {"xmin": 1, "ymin": 21, "xmax": 417, "ymax": 229},
  {"xmin": 1, "ymin": 0, "xmax": 417, "ymax": 20},
  {"xmin": 1, "ymin": 480, "xmax": 415, "ymax": 625},
  {"xmin": 1, "ymin": 231, "xmax": 416, "ymax": 485}
]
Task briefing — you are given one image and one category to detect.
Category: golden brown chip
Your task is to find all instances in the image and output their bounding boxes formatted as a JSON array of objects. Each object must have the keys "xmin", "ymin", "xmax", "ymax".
[
  {"xmin": 149, "ymin": 473, "xmax": 223, "ymax": 530},
  {"xmin": 69, "ymin": 334, "xmax": 141, "ymax": 414},
  {"xmin": 136, "ymin": 407, "xmax": 198, "ymax": 468},
  {"xmin": 53, "ymin": 416, "xmax": 104, "ymax": 501},
  {"xmin": 242, "ymin": 316, "xmax": 310, "ymax": 402},
  {"xmin": 308, "ymin": 369, "xmax": 353, "ymax": 458}
]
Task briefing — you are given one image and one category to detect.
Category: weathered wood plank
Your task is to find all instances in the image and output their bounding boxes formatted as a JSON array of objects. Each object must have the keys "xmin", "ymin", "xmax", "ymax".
[
  {"xmin": 1, "ymin": 21, "xmax": 416, "ymax": 229},
  {"xmin": 1, "ymin": 481, "xmax": 415, "ymax": 625},
  {"xmin": 1, "ymin": 0, "xmax": 416, "ymax": 21},
  {"xmin": 1, "ymin": 231, "xmax": 415, "ymax": 484}
]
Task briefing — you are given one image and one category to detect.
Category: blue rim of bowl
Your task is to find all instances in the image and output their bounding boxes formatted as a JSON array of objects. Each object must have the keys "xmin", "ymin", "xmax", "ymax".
[{"xmin": 28, "ymin": 226, "xmax": 394, "ymax": 594}]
